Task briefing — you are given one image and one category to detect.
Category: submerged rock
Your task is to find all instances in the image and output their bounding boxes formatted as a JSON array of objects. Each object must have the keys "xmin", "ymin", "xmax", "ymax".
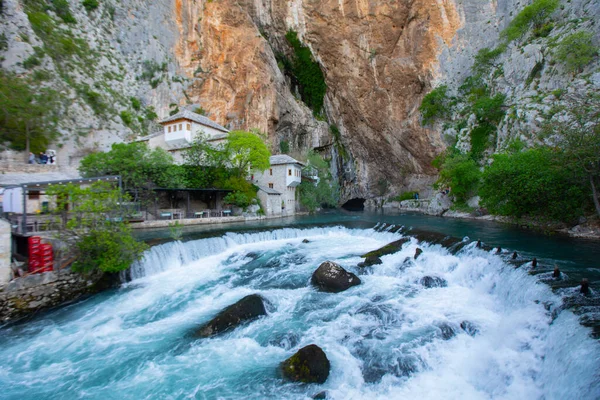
[
  {"xmin": 311, "ymin": 261, "xmax": 361, "ymax": 293},
  {"xmin": 302, "ymin": 239, "xmax": 310, "ymax": 243},
  {"xmin": 196, "ymin": 294, "xmax": 266, "ymax": 338},
  {"xmin": 460, "ymin": 321, "xmax": 479, "ymax": 336},
  {"xmin": 581, "ymin": 278, "xmax": 591, "ymax": 296},
  {"xmin": 414, "ymin": 248, "xmax": 423, "ymax": 259},
  {"xmin": 358, "ymin": 255, "xmax": 383, "ymax": 267},
  {"xmin": 313, "ymin": 391, "xmax": 328, "ymax": 399},
  {"xmin": 420, "ymin": 276, "xmax": 448, "ymax": 288},
  {"xmin": 361, "ymin": 238, "xmax": 409, "ymax": 258},
  {"xmin": 280, "ymin": 344, "xmax": 330, "ymax": 384},
  {"xmin": 438, "ymin": 323, "xmax": 456, "ymax": 340}
]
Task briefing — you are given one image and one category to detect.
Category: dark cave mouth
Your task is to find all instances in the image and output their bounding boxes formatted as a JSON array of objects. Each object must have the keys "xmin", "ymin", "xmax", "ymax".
[{"xmin": 341, "ymin": 198, "xmax": 366, "ymax": 211}]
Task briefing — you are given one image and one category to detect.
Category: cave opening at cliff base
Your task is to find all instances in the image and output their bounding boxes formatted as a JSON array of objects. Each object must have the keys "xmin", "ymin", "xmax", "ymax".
[{"xmin": 341, "ymin": 198, "xmax": 366, "ymax": 211}]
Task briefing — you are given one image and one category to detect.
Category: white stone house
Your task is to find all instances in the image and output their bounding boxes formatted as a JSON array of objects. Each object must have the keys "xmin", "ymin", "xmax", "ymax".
[
  {"xmin": 251, "ymin": 155, "xmax": 303, "ymax": 216},
  {"xmin": 138, "ymin": 111, "xmax": 303, "ymax": 216},
  {"xmin": 138, "ymin": 110, "xmax": 229, "ymax": 163}
]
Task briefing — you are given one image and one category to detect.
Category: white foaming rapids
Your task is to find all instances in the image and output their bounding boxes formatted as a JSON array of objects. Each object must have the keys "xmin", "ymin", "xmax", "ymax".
[{"xmin": 0, "ymin": 226, "xmax": 598, "ymax": 400}]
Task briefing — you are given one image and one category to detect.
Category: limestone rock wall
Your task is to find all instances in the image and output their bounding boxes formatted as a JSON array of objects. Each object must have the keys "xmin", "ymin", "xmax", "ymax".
[{"xmin": 3, "ymin": 0, "xmax": 595, "ymax": 203}]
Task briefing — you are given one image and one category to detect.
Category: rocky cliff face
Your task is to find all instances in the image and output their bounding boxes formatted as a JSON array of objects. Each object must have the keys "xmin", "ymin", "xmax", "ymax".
[{"xmin": 1, "ymin": 0, "xmax": 597, "ymax": 203}]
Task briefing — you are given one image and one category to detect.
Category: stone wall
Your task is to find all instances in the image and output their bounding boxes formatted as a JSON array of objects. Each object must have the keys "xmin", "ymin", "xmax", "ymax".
[
  {"xmin": 0, "ymin": 269, "xmax": 110, "ymax": 321},
  {"xmin": 0, "ymin": 219, "xmax": 10, "ymax": 284}
]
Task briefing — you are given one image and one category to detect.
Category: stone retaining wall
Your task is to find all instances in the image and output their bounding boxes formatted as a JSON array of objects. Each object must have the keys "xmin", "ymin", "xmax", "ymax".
[{"xmin": 0, "ymin": 269, "xmax": 110, "ymax": 321}]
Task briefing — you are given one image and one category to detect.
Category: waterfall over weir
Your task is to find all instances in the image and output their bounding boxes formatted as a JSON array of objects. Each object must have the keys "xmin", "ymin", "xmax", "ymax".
[{"xmin": 1, "ymin": 225, "xmax": 599, "ymax": 399}]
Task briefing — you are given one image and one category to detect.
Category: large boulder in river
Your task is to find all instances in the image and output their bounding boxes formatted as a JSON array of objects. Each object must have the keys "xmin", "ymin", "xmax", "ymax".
[
  {"xmin": 196, "ymin": 294, "xmax": 266, "ymax": 337},
  {"xmin": 311, "ymin": 261, "xmax": 361, "ymax": 293},
  {"xmin": 281, "ymin": 344, "xmax": 330, "ymax": 384}
]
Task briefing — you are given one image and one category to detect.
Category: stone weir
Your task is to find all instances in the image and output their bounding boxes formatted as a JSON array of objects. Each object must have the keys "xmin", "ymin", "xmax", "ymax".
[{"xmin": 0, "ymin": 269, "xmax": 115, "ymax": 322}]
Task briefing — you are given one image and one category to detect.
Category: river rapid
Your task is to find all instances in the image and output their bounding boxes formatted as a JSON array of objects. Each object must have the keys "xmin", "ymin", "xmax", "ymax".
[{"xmin": 0, "ymin": 212, "xmax": 599, "ymax": 399}]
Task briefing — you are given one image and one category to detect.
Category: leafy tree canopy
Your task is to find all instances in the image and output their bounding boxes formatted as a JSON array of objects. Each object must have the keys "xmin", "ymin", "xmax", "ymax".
[
  {"xmin": 480, "ymin": 147, "xmax": 588, "ymax": 222},
  {"xmin": 79, "ymin": 142, "xmax": 187, "ymax": 190},
  {"xmin": 226, "ymin": 130, "xmax": 271, "ymax": 173}
]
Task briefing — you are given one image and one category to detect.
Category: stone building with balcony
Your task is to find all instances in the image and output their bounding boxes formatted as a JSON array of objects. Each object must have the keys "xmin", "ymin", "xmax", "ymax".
[{"xmin": 251, "ymin": 155, "xmax": 303, "ymax": 216}]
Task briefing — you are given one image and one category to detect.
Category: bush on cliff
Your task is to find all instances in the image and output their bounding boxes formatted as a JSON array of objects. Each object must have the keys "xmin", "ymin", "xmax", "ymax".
[
  {"xmin": 500, "ymin": 0, "xmax": 559, "ymax": 42},
  {"xmin": 284, "ymin": 30, "xmax": 327, "ymax": 114}
]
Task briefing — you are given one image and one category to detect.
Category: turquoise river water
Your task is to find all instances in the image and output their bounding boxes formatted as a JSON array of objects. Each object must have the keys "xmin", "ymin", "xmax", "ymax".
[{"xmin": 0, "ymin": 210, "xmax": 599, "ymax": 399}]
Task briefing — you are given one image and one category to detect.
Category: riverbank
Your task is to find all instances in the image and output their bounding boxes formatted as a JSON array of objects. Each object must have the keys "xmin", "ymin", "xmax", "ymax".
[{"xmin": 380, "ymin": 195, "xmax": 600, "ymax": 240}]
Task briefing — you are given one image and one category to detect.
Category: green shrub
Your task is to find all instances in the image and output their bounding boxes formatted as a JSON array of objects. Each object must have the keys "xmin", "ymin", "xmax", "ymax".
[
  {"xmin": 480, "ymin": 147, "xmax": 587, "ymax": 222},
  {"xmin": 130, "ymin": 97, "xmax": 141, "ymax": 110},
  {"xmin": 82, "ymin": 0, "xmax": 99, "ymax": 12},
  {"xmin": 144, "ymin": 106, "xmax": 158, "ymax": 120},
  {"xmin": 470, "ymin": 124, "xmax": 494, "ymax": 160},
  {"xmin": 51, "ymin": 0, "xmax": 77, "ymax": 23},
  {"xmin": 393, "ymin": 191, "xmax": 419, "ymax": 201},
  {"xmin": 120, "ymin": 110, "xmax": 133, "ymax": 126},
  {"xmin": 419, "ymin": 85, "xmax": 452, "ymax": 125},
  {"xmin": 22, "ymin": 54, "xmax": 41, "ymax": 69},
  {"xmin": 435, "ymin": 151, "xmax": 482, "ymax": 203},
  {"xmin": 76, "ymin": 84, "xmax": 105, "ymax": 114},
  {"xmin": 472, "ymin": 46, "xmax": 506, "ymax": 75},
  {"xmin": 554, "ymin": 31, "xmax": 598, "ymax": 73},
  {"xmin": 472, "ymin": 93, "xmax": 506, "ymax": 125},
  {"xmin": 28, "ymin": 12, "xmax": 55, "ymax": 36},
  {"xmin": 500, "ymin": 0, "xmax": 559, "ymax": 42},
  {"xmin": 285, "ymin": 30, "xmax": 327, "ymax": 114},
  {"xmin": 279, "ymin": 140, "xmax": 290, "ymax": 154},
  {"xmin": 0, "ymin": 33, "xmax": 8, "ymax": 51}
]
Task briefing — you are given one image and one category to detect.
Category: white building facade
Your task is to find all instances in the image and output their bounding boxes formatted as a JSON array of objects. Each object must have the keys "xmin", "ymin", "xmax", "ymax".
[
  {"xmin": 140, "ymin": 110, "xmax": 229, "ymax": 163},
  {"xmin": 252, "ymin": 155, "xmax": 303, "ymax": 216}
]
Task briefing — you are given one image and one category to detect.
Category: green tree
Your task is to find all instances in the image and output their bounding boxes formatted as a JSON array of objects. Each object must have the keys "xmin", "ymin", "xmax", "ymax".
[
  {"xmin": 47, "ymin": 182, "xmax": 148, "ymax": 273},
  {"xmin": 554, "ymin": 32, "xmax": 598, "ymax": 73},
  {"xmin": 225, "ymin": 130, "xmax": 271, "ymax": 173},
  {"xmin": 0, "ymin": 70, "xmax": 59, "ymax": 159},
  {"xmin": 419, "ymin": 85, "xmax": 452, "ymax": 125},
  {"xmin": 79, "ymin": 142, "xmax": 186, "ymax": 190},
  {"xmin": 480, "ymin": 148, "xmax": 587, "ymax": 221},
  {"xmin": 500, "ymin": 0, "xmax": 559, "ymax": 42},
  {"xmin": 434, "ymin": 151, "xmax": 482, "ymax": 204},
  {"xmin": 542, "ymin": 93, "xmax": 600, "ymax": 216}
]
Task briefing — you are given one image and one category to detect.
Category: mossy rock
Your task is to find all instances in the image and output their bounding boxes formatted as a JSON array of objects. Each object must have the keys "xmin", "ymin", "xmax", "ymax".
[
  {"xmin": 280, "ymin": 344, "xmax": 330, "ymax": 384},
  {"xmin": 361, "ymin": 238, "xmax": 409, "ymax": 258}
]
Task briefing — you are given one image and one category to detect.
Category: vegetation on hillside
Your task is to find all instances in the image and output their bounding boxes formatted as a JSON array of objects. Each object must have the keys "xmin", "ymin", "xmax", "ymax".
[
  {"xmin": 298, "ymin": 151, "xmax": 339, "ymax": 212},
  {"xmin": 277, "ymin": 31, "xmax": 327, "ymax": 115},
  {"xmin": 0, "ymin": 70, "xmax": 59, "ymax": 155}
]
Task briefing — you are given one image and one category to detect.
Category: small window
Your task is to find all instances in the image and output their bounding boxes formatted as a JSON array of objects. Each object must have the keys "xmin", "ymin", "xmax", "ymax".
[
  {"xmin": 288, "ymin": 169, "xmax": 292, "ymax": 176},
  {"xmin": 179, "ymin": 124, "xmax": 182, "ymax": 131},
  {"xmin": 168, "ymin": 126, "xmax": 172, "ymax": 133},
  {"xmin": 269, "ymin": 169, "xmax": 273, "ymax": 176},
  {"xmin": 28, "ymin": 191, "xmax": 40, "ymax": 200},
  {"xmin": 268, "ymin": 183, "xmax": 274, "ymax": 189},
  {"xmin": 187, "ymin": 123, "xmax": 191, "ymax": 130}
]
